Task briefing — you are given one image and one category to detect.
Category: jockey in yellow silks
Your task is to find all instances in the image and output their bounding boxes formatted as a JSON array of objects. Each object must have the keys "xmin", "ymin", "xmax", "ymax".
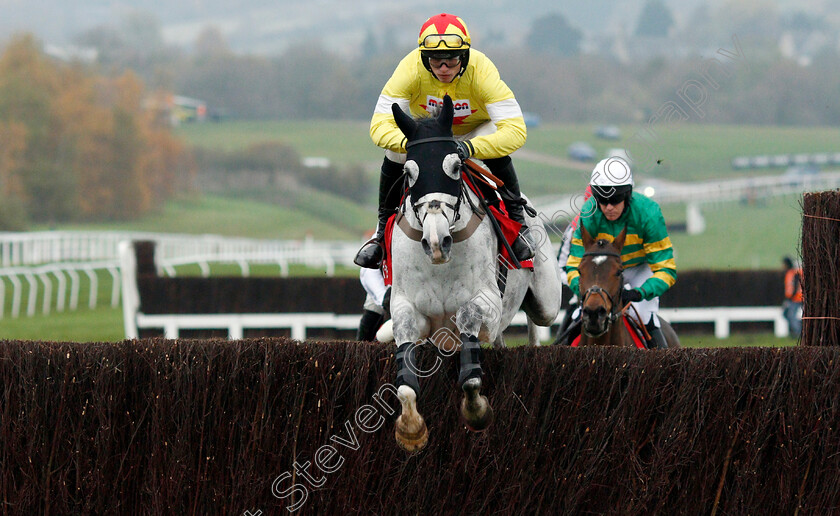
[{"xmin": 354, "ymin": 12, "xmax": 534, "ymax": 269}]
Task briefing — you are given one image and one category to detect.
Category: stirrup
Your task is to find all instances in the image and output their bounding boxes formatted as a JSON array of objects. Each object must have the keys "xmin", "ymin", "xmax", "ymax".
[
  {"xmin": 354, "ymin": 238, "xmax": 384, "ymax": 268},
  {"xmin": 512, "ymin": 227, "xmax": 535, "ymax": 261}
]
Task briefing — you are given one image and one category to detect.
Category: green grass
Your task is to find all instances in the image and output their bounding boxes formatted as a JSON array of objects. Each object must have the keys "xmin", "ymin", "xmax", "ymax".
[
  {"xmin": 523, "ymin": 123, "xmax": 840, "ymax": 184},
  {"xmin": 0, "ymin": 306, "xmax": 125, "ymax": 342},
  {"xmin": 52, "ymin": 193, "xmax": 373, "ymax": 240},
  {"xmin": 176, "ymin": 120, "xmax": 382, "ymax": 165},
  {"xmin": 664, "ymin": 194, "xmax": 803, "ymax": 270}
]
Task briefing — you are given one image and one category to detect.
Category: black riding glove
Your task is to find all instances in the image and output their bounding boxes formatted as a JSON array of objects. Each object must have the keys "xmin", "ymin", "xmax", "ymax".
[
  {"xmin": 620, "ymin": 288, "xmax": 643, "ymax": 305},
  {"xmin": 456, "ymin": 140, "xmax": 473, "ymax": 160}
]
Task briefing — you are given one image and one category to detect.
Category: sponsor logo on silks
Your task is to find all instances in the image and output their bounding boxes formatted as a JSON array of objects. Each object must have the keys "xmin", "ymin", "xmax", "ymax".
[{"xmin": 422, "ymin": 96, "xmax": 476, "ymax": 125}]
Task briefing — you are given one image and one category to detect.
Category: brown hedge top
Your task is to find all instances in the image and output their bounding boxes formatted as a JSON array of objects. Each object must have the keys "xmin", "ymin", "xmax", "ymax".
[{"xmin": 0, "ymin": 339, "xmax": 837, "ymax": 514}]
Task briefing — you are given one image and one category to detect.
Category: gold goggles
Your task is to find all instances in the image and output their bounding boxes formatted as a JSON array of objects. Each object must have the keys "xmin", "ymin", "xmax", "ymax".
[{"xmin": 420, "ymin": 33, "xmax": 469, "ymax": 50}]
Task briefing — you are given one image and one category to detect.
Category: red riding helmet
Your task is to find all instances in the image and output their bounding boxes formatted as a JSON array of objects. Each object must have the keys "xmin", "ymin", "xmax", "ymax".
[{"xmin": 418, "ymin": 13, "xmax": 471, "ymax": 78}]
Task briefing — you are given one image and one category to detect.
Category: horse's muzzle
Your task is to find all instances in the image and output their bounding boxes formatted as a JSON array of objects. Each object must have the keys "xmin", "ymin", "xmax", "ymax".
[
  {"xmin": 422, "ymin": 234, "xmax": 453, "ymax": 264},
  {"xmin": 581, "ymin": 306, "xmax": 610, "ymax": 338}
]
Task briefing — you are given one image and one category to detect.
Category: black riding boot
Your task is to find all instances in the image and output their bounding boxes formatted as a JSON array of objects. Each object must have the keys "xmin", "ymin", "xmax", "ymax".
[
  {"xmin": 646, "ymin": 318, "xmax": 668, "ymax": 349},
  {"xmin": 485, "ymin": 157, "xmax": 535, "ymax": 261},
  {"xmin": 356, "ymin": 309, "xmax": 384, "ymax": 341},
  {"xmin": 354, "ymin": 158, "xmax": 404, "ymax": 268},
  {"xmin": 552, "ymin": 303, "xmax": 580, "ymax": 346}
]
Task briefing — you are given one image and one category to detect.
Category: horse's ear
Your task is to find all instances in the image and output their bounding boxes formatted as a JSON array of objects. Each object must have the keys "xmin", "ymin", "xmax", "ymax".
[
  {"xmin": 392, "ymin": 103, "xmax": 416, "ymax": 137},
  {"xmin": 613, "ymin": 225, "xmax": 628, "ymax": 251},
  {"xmin": 580, "ymin": 224, "xmax": 595, "ymax": 249},
  {"xmin": 437, "ymin": 95, "xmax": 454, "ymax": 129}
]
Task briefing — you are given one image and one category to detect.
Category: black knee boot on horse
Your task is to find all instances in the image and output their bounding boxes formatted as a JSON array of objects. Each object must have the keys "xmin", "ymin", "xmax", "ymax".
[
  {"xmin": 484, "ymin": 157, "xmax": 535, "ymax": 262},
  {"xmin": 458, "ymin": 333, "xmax": 494, "ymax": 431},
  {"xmin": 354, "ymin": 158, "xmax": 405, "ymax": 268}
]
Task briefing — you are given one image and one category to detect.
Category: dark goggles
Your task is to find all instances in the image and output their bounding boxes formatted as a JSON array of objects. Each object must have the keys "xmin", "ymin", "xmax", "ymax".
[
  {"xmin": 428, "ymin": 55, "xmax": 462, "ymax": 68},
  {"xmin": 592, "ymin": 185, "xmax": 631, "ymax": 206},
  {"xmin": 420, "ymin": 33, "xmax": 469, "ymax": 50}
]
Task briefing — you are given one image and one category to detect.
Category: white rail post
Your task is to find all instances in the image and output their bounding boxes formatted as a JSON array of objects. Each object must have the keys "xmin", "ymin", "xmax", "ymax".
[
  {"xmin": 107, "ymin": 267, "xmax": 120, "ymax": 307},
  {"xmin": 84, "ymin": 268, "xmax": 98, "ymax": 309},
  {"xmin": 53, "ymin": 269, "xmax": 66, "ymax": 312},
  {"xmin": 714, "ymin": 314, "xmax": 730, "ymax": 339},
  {"xmin": 774, "ymin": 310, "xmax": 789, "ymax": 338},
  {"xmin": 23, "ymin": 272, "xmax": 37, "ymax": 317},
  {"xmin": 118, "ymin": 241, "xmax": 140, "ymax": 340},
  {"xmin": 67, "ymin": 268, "xmax": 80, "ymax": 310},
  {"xmin": 38, "ymin": 272, "xmax": 51, "ymax": 315},
  {"xmin": 9, "ymin": 274, "xmax": 21, "ymax": 318}
]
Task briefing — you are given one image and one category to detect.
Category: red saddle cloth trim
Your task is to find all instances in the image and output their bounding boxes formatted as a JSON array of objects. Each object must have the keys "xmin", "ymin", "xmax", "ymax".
[
  {"xmin": 382, "ymin": 213, "xmax": 397, "ymax": 286},
  {"xmin": 488, "ymin": 204, "xmax": 533, "ymax": 270},
  {"xmin": 570, "ymin": 317, "xmax": 646, "ymax": 348}
]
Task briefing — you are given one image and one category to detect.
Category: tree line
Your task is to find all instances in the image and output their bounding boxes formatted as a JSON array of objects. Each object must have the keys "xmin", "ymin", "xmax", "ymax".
[
  {"xmin": 68, "ymin": 11, "xmax": 840, "ymax": 126},
  {"xmin": 0, "ymin": 34, "xmax": 193, "ymax": 230}
]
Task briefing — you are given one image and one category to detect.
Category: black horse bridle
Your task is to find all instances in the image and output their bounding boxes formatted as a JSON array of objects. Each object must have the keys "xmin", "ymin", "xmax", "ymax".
[{"xmin": 581, "ymin": 248, "xmax": 624, "ymax": 333}]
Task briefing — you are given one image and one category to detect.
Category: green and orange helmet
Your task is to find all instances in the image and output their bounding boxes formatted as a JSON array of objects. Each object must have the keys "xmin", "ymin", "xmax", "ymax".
[{"xmin": 418, "ymin": 13, "xmax": 471, "ymax": 77}]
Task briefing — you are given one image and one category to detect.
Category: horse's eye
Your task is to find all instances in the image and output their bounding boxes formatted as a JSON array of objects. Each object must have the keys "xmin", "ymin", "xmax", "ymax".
[{"xmin": 616, "ymin": 269, "xmax": 623, "ymax": 277}]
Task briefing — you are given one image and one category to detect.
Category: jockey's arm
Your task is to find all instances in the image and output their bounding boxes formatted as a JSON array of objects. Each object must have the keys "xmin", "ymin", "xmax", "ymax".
[
  {"xmin": 370, "ymin": 53, "xmax": 418, "ymax": 153},
  {"xmin": 564, "ymin": 224, "xmax": 585, "ymax": 298},
  {"xmin": 466, "ymin": 62, "xmax": 526, "ymax": 159},
  {"xmin": 637, "ymin": 207, "xmax": 677, "ymax": 300}
]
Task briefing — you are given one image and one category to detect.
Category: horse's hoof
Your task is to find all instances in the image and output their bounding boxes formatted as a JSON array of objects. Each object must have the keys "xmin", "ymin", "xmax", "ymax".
[
  {"xmin": 395, "ymin": 417, "xmax": 428, "ymax": 453},
  {"xmin": 395, "ymin": 385, "xmax": 428, "ymax": 453},
  {"xmin": 460, "ymin": 378, "xmax": 495, "ymax": 432}
]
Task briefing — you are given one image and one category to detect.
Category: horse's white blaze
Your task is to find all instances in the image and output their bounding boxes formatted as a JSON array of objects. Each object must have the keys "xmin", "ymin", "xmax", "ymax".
[
  {"xmin": 593, "ymin": 255, "xmax": 608, "ymax": 266},
  {"xmin": 424, "ymin": 210, "xmax": 450, "ymax": 263}
]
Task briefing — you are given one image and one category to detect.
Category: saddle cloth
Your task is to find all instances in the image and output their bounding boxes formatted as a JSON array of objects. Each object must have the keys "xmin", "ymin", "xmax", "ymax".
[{"xmin": 570, "ymin": 316, "xmax": 647, "ymax": 349}]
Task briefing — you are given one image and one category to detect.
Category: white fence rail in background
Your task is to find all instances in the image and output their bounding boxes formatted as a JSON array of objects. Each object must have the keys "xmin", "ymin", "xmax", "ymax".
[
  {"xmin": 0, "ymin": 261, "xmax": 121, "ymax": 319},
  {"xmin": 0, "ymin": 230, "xmax": 360, "ymax": 270},
  {"xmin": 0, "ymin": 231, "xmax": 363, "ymax": 319},
  {"xmin": 120, "ymin": 306, "xmax": 789, "ymax": 342}
]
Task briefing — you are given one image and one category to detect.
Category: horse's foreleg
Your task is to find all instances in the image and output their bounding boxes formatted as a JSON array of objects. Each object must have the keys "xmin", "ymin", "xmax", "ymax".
[
  {"xmin": 391, "ymin": 301, "xmax": 428, "ymax": 452},
  {"xmin": 394, "ymin": 342, "xmax": 428, "ymax": 452},
  {"xmin": 458, "ymin": 333, "xmax": 494, "ymax": 431}
]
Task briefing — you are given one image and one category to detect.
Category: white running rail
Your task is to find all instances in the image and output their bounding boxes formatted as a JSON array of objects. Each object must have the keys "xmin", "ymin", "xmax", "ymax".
[{"xmin": 0, "ymin": 231, "xmax": 362, "ymax": 318}]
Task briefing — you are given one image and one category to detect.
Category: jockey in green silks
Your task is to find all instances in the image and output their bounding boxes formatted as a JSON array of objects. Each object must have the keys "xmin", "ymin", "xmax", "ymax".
[{"xmin": 565, "ymin": 157, "xmax": 677, "ymax": 349}]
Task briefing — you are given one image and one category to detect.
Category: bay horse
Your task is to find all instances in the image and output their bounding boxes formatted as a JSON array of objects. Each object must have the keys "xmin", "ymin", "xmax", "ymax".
[
  {"xmin": 388, "ymin": 95, "xmax": 562, "ymax": 452},
  {"xmin": 577, "ymin": 224, "xmax": 680, "ymax": 348}
]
